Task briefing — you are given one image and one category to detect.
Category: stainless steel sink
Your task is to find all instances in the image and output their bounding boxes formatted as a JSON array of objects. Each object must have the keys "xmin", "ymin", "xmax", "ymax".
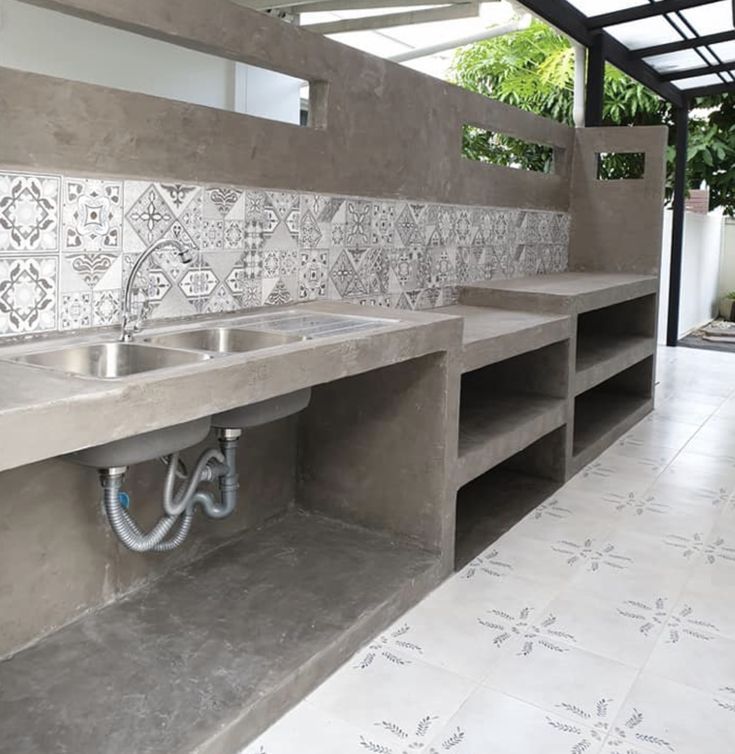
[
  {"xmin": 144, "ymin": 327, "xmax": 301, "ymax": 353},
  {"xmin": 11, "ymin": 341, "xmax": 212, "ymax": 379}
]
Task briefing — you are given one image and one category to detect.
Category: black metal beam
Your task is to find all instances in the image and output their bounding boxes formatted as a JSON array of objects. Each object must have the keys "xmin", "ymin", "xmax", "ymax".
[
  {"xmin": 667, "ymin": 103, "xmax": 689, "ymax": 348},
  {"xmin": 587, "ymin": 0, "xmax": 718, "ymax": 30},
  {"xmin": 585, "ymin": 34, "xmax": 606, "ymax": 125},
  {"xmin": 687, "ymin": 81, "xmax": 735, "ymax": 96},
  {"xmin": 661, "ymin": 59, "xmax": 735, "ymax": 80},
  {"xmin": 519, "ymin": 0, "xmax": 686, "ymax": 107},
  {"xmin": 634, "ymin": 30, "xmax": 735, "ymax": 59}
]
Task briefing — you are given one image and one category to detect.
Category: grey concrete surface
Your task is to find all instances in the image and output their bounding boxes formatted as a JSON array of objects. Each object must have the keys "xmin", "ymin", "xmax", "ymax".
[
  {"xmin": 568, "ymin": 127, "xmax": 668, "ymax": 276},
  {"xmin": 459, "ymin": 272, "xmax": 659, "ymax": 314},
  {"xmin": 0, "ymin": 0, "xmax": 573, "ymax": 210},
  {"xmin": 435, "ymin": 304, "xmax": 571, "ymax": 374},
  {"xmin": 0, "ymin": 510, "xmax": 442, "ymax": 754},
  {"xmin": 300, "ymin": 349, "xmax": 460, "ymax": 565},
  {"xmin": 0, "ymin": 302, "xmax": 458, "ymax": 472}
]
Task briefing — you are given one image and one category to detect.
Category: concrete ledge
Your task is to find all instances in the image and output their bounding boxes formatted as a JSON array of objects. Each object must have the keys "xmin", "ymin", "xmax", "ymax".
[
  {"xmin": 460, "ymin": 272, "xmax": 659, "ymax": 314},
  {"xmin": 435, "ymin": 304, "xmax": 571, "ymax": 373},
  {"xmin": 0, "ymin": 510, "xmax": 442, "ymax": 754}
]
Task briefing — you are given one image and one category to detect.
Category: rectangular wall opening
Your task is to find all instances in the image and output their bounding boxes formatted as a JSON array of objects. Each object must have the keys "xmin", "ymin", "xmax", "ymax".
[
  {"xmin": 462, "ymin": 124, "xmax": 558, "ymax": 174},
  {"xmin": 596, "ymin": 152, "xmax": 646, "ymax": 180},
  {"xmin": 0, "ymin": 0, "xmax": 326, "ymax": 128}
]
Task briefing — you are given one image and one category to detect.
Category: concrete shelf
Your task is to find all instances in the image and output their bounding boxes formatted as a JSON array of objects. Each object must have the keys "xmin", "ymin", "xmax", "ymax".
[
  {"xmin": 458, "ymin": 394, "xmax": 567, "ymax": 489},
  {"xmin": 575, "ymin": 333, "xmax": 656, "ymax": 395},
  {"xmin": 0, "ymin": 511, "xmax": 441, "ymax": 754},
  {"xmin": 572, "ymin": 357, "xmax": 656, "ymax": 472},
  {"xmin": 455, "ymin": 434, "xmax": 565, "ymax": 569},
  {"xmin": 435, "ymin": 304, "xmax": 571, "ymax": 373}
]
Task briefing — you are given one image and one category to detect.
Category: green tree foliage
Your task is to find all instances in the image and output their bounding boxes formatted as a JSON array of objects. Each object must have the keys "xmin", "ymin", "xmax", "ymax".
[{"xmin": 452, "ymin": 20, "xmax": 735, "ymax": 214}]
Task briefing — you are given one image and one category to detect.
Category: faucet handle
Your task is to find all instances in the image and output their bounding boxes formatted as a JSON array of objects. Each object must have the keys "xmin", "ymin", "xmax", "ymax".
[{"xmin": 178, "ymin": 247, "xmax": 194, "ymax": 265}]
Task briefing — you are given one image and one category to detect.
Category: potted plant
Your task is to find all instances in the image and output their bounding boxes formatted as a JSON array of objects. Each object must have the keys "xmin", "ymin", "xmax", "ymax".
[{"xmin": 719, "ymin": 291, "xmax": 735, "ymax": 321}]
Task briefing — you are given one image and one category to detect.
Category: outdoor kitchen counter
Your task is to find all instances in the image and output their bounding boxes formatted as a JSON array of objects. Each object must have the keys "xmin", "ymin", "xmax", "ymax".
[{"xmin": 0, "ymin": 301, "xmax": 462, "ymax": 473}]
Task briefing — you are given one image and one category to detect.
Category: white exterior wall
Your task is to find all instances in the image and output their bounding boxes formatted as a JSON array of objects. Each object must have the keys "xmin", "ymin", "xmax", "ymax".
[{"xmin": 658, "ymin": 209, "xmax": 725, "ymax": 342}]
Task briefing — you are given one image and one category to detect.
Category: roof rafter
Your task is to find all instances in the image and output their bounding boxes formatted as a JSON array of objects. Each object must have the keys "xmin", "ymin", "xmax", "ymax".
[
  {"xmin": 519, "ymin": 0, "xmax": 687, "ymax": 106},
  {"xmin": 586, "ymin": 0, "xmax": 720, "ymax": 30},
  {"xmin": 661, "ymin": 59, "xmax": 735, "ymax": 80},
  {"xmin": 633, "ymin": 29, "xmax": 735, "ymax": 58}
]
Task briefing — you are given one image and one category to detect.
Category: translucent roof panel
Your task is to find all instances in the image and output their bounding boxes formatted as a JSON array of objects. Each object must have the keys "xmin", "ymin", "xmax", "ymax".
[
  {"xmin": 566, "ymin": 0, "xmax": 646, "ymax": 14},
  {"xmin": 606, "ymin": 15, "xmax": 684, "ymax": 49},
  {"xmin": 710, "ymin": 40, "xmax": 735, "ymax": 61},
  {"xmin": 676, "ymin": 72, "xmax": 730, "ymax": 88},
  {"xmin": 525, "ymin": 0, "xmax": 735, "ymax": 96},
  {"xmin": 680, "ymin": 1, "xmax": 732, "ymax": 35},
  {"xmin": 647, "ymin": 48, "xmax": 715, "ymax": 72}
]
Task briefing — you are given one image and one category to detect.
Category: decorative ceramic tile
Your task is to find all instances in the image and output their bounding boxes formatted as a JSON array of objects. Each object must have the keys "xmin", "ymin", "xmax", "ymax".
[
  {"xmin": 92, "ymin": 289, "xmax": 120, "ymax": 326},
  {"xmin": 0, "ymin": 173, "xmax": 60, "ymax": 253},
  {"xmin": 0, "ymin": 168, "xmax": 571, "ymax": 337},
  {"xmin": 299, "ymin": 249, "xmax": 328, "ymax": 300},
  {"xmin": 0, "ymin": 256, "xmax": 57, "ymax": 334},
  {"xmin": 59, "ymin": 291, "xmax": 91, "ymax": 331},
  {"xmin": 61, "ymin": 178, "xmax": 122, "ymax": 252},
  {"xmin": 125, "ymin": 184, "xmax": 174, "ymax": 246}
]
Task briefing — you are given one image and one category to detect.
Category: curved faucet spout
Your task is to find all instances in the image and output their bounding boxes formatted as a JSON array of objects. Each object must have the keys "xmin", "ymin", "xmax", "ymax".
[{"xmin": 120, "ymin": 239, "xmax": 194, "ymax": 342}]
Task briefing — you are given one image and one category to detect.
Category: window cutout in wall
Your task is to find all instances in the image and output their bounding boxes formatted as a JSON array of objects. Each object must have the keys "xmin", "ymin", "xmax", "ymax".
[
  {"xmin": 462, "ymin": 124, "xmax": 558, "ymax": 174},
  {"xmin": 596, "ymin": 152, "xmax": 646, "ymax": 181},
  {"xmin": 0, "ymin": 0, "xmax": 326, "ymax": 128}
]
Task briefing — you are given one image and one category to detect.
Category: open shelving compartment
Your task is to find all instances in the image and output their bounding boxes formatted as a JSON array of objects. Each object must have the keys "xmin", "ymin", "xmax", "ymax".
[
  {"xmin": 454, "ymin": 337, "xmax": 569, "ymax": 570},
  {"xmin": 575, "ymin": 294, "xmax": 657, "ymax": 395},
  {"xmin": 457, "ymin": 339, "xmax": 569, "ymax": 489},
  {"xmin": 572, "ymin": 355, "xmax": 655, "ymax": 471},
  {"xmin": 455, "ymin": 428, "xmax": 567, "ymax": 569}
]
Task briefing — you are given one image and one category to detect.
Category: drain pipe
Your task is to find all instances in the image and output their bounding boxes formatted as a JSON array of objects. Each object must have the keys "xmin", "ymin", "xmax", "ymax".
[{"xmin": 99, "ymin": 436, "xmax": 242, "ymax": 553}]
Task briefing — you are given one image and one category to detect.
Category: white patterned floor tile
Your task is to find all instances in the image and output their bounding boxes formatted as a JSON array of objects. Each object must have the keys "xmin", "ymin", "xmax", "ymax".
[
  {"xmin": 645, "ymin": 621, "xmax": 735, "ymax": 695},
  {"xmin": 240, "ymin": 702, "xmax": 368, "ymax": 754},
  {"xmin": 604, "ymin": 673, "xmax": 735, "ymax": 754},
  {"xmin": 424, "ymin": 686, "xmax": 606, "ymax": 754},
  {"xmin": 483, "ymin": 642, "xmax": 637, "ymax": 729},
  {"xmin": 304, "ymin": 646, "xmax": 476, "ymax": 748}
]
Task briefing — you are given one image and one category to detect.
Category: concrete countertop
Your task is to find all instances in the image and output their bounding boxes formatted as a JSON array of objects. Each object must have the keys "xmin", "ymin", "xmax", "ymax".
[
  {"xmin": 435, "ymin": 304, "xmax": 571, "ymax": 373},
  {"xmin": 461, "ymin": 272, "xmax": 659, "ymax": 314},
  {"xmin": 0, "ymin": 301, "xmax": 461, "ymax": 473}
]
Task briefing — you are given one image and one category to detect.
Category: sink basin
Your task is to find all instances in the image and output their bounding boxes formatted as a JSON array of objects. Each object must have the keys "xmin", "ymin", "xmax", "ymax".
[
  {"xmin": 212, "ymin": 388, "xmax": 312, "ymax": 429},
  {"xmin": 65, "ymin": 417, "xmax": 212, "ymax": 468},
  {"xmin": 11, "ymin": 341, "xmax": 211, "ymax": 379},
  {"xmin": 144, "ymin": 327, "xmax": 301, "ymax": 353}
]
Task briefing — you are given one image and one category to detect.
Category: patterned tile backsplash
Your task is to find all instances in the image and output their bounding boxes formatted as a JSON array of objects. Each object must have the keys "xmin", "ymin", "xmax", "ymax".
[{"xmin": 0, "ymin": 170, "xmax": 570, "ymax": 338}]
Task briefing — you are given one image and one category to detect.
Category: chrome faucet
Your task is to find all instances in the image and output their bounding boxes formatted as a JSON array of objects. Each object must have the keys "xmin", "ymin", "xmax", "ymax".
[{"xmin": 120, "ymin": 238, "xmax": 194, "ymax": 342}]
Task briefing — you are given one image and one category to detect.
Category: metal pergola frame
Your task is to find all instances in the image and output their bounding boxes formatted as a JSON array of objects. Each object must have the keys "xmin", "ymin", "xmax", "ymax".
[{"xmin": 520, "ymin": 0, "xmax": 735, "ymax": 347}]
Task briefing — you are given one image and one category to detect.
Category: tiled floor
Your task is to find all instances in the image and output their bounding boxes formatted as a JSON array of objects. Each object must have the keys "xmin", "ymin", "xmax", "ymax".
[{"xmin": 242, "ymin": 346, "xmax": 735, "ymax": 754}]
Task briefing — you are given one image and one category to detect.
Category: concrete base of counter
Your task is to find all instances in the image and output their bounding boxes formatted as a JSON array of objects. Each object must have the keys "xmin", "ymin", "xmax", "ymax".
[{"xmin": 0, "ymin": 510, "xmax": 442, "ymax": 754}]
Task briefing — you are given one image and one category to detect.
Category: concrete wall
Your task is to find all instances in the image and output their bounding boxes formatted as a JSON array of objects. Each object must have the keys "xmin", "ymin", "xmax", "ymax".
[
  {"xmin": 658, "ymin": 209, "xmax": 725, "ymax": 341},
  {"xmin": 569, "ymin": 126, "xmax": 668, "ymax": 276},
  {"xmin": 0, "ymin": 0, "xmax": 573, "ymax": 209}
]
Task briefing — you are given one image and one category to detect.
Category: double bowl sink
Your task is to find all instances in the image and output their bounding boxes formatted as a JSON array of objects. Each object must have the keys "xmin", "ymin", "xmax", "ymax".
[
  {"xmin": 9, "ymin": 311, "xmax": 395, "ymax": 380},
  {"xmin": 12, "ymin": 328, "xmax": 299, "ymax": 380}
]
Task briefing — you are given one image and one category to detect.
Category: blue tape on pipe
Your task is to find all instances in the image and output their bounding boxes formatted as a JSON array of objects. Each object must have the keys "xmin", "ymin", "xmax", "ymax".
[{"xmin": 118, "ymin": 492, "xmax": 131, "ymax": 510}]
